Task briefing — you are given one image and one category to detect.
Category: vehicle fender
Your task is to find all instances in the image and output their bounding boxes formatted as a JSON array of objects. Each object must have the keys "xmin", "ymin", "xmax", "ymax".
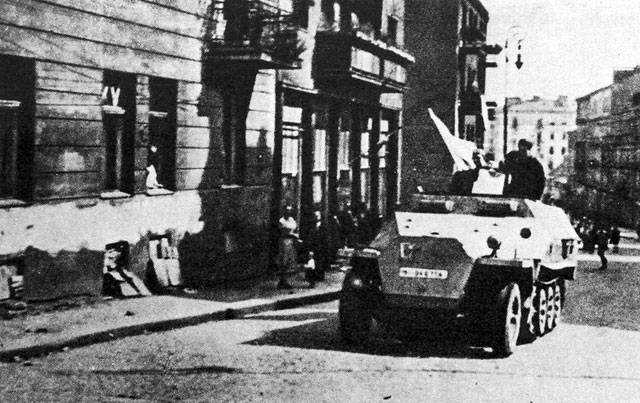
[{"xmin": 463, "ymin": 262, "xmax": 535, "ymax": 308}]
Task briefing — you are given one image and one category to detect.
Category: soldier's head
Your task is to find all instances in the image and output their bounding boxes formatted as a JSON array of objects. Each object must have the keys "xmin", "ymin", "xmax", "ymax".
[{"xmin": 517, "ymin": 139, "xmax": 533, "ymax": 156}]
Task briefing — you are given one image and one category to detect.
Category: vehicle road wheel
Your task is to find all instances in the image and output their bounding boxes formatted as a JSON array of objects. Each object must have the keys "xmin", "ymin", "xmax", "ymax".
[
  {"xmin": 546, "ymin": 285, "xmax": 556, "ymax": 331},
  {"xmin": 518, "ymin": 295, "xmax": 536, "ymax": 344},
  {"xmin": 552, "ymin": 282, "xmax": 563, "ymax": 328},
  {"xmin": 533, "ymin": 286, "xmax": 547, "ymax": 336},
  {"xmin": 339, "ymin": 291, "xmax": 372, "ymax": 345},
  {"xmin": 493, "ymin": 282, "xmax": 522, "ymax": 357}
]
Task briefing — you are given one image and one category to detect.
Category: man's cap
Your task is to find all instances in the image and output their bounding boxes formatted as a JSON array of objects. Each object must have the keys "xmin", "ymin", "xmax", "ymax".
[{"xmin": 518, "ymin": 139, "xmax": 533, "ymax": 150}]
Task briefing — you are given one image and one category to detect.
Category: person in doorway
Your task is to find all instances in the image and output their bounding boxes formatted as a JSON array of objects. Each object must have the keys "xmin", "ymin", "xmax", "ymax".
[
  {"xmin": 306, "ymin": 210, "xmax": 330, "ymax": 282},
  {"xmin": 277, "ymin": 205, "xmax": 299, "ymax": 289},
  {"xmin": 327, "ymin": 213, "xmax": 342, "ymax": 265},
  {"xmin": 596, "ymin": 226, "xmax": 609, "ymax": 270},
  {"xmin": 502, "ymin": 139, "xmax": 546, "ymax": 200},
  {"xmin": 354, "ymin": 206, "xmax": 370, "ymax": 245},
  {"xmin": 336, "ymin": 203, "xmax": 356, "ymax": 247},
  {"xmin": 304, "ymin": 251, "xmax": 317, "ymax": 288}
]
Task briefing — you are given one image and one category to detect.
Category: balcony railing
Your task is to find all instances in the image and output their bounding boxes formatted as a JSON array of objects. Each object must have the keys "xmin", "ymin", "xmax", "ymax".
[
  {"xmin": 205, "ymin": 0, "xmax": 305, "ymax": 69},
  {"xmin": 314, "ymin": 28, "xmax": 414, "ymax": 92}
]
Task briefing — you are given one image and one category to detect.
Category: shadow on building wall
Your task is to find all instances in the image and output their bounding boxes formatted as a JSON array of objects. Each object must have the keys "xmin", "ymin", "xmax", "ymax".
[{"xmin": 177, "ymin": 4, "xmax": 275, "ymax": 286}]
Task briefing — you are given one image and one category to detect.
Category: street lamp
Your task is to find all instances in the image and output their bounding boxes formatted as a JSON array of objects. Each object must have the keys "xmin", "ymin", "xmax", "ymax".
[{"xmin": 502, "ymin": 25, "xmax": 524, "ymax": 159}]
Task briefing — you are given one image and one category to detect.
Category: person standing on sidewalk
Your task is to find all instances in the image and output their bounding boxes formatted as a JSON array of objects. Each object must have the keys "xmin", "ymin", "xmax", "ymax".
[
  {"xmin": 277, "ymin": 205, "xmax": 299, "ymax": 289},
  {"xmin": 596, "ymin": 226, "xmax": 609, "ymax": 271}
]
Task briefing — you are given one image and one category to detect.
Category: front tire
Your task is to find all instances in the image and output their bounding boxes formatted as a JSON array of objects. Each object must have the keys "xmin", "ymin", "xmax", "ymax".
[
  {"xmin": 493, "ymin": 282, "xmax": 522, "ymax": 357},
  {"xmin": 339, "ymin": 291, "xmax": 372, "ymax": 345}
]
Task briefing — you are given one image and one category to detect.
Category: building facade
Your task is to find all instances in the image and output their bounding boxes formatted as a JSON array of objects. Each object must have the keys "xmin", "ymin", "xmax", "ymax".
[
  {"xmin": 485, "ymin": 96, "xmax": 576, "ymax": 174},
  {"xmin": 569, "ymin": 67, "xmax": 640, "ymax": 226},
  {"xmin": 401, "ymin": 0, "xmax": 500, "ymax": 197},
  {"xmin": 0, "ymin": 0, "xmax": 413, "ymax": 300}
]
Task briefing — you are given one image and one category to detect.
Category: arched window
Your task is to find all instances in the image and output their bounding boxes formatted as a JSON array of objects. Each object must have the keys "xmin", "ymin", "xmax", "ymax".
[{"xmin": 549, "ymin": 146, "xmax": 554, "ymax": 155}]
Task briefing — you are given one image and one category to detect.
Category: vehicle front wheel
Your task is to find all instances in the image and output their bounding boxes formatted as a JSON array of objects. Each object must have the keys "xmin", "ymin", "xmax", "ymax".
[
  {"xmin": 339, "ymin": 291, "xmax": 372, "ymax": 345},
  {"xmin": 493, "ymin": 282, "xmax": 522, "ymax": 357}
]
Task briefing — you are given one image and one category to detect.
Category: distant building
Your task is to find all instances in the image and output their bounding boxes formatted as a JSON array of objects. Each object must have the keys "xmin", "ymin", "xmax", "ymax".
[
  {"xmin": 401, "ymin": 0, "xmax": 501, "ymax": 197},
  {"xmin": 485, "ymin": 96, "xmax": 576, "ymax": 175},
  {"xmin": 570, "ymin": 67, "xmax": 640, "ymax": 226}
]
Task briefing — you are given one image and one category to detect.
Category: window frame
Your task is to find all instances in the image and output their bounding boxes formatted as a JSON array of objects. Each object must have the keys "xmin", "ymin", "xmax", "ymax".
[
  {"xmin": 0, "ymin": 55, "xmax": 35, "ymax": 203},
  {"xmin": 148, "ymin": 76, "xmax": 178, "ymax": 191},
  {"xmin": 101, "ymin": 70, "xmax": 137, "ymax": 196}
]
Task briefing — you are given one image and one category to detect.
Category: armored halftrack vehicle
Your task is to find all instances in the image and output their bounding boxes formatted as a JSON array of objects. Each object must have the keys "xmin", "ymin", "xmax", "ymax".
[{"xmin": 339, "ymin": 193, "xmax": 580, "ymax": 356}]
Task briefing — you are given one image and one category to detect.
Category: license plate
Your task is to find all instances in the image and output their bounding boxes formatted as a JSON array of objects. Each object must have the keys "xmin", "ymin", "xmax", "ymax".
[{"xmin": 399, "ymin": 267, "xmax": 448, "ymax": 279}]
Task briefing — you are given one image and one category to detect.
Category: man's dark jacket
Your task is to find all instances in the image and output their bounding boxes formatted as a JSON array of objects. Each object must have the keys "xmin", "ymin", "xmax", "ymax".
[{"xmin": 504, "ymin": 151, "xmax": 545, "ymax": 200}]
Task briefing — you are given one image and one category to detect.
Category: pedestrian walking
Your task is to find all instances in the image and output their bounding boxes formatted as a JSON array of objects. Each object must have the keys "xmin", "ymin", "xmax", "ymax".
[
  {"xmin": 609, "ymin": 226, "xmax": 620, "ymax": 254},
  {"xmin": 596, "ymin": 227, "xmax": 609, "ymax": 271},
  {"xmin": 277, "ymin": 205, "xmax": 299, "ymax": 289},
  {"xmin": 584, "ymin": 223, "xmax": 597, "ymax": 253}
]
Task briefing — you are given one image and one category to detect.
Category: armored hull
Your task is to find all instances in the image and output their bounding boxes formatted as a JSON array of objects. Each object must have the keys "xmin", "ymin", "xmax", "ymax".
[{"xmin": 339, "ymin": 194, "xmax": 580, "ymax": 356}]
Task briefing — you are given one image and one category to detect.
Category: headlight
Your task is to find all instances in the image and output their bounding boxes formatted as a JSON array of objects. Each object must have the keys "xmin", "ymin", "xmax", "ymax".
[{"xmin": 487, "ymin": 236, "xmax": 501, "ymax": 251}]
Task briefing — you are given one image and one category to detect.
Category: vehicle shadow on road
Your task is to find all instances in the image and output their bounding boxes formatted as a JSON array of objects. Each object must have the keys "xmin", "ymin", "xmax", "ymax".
[{"xmin": 242, "ymin": 314, "xmax": 496, "ymax": 360}]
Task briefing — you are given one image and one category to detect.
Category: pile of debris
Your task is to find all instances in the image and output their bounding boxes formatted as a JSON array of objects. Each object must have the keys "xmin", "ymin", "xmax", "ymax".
[
  {"xmin": 1, "ymin": 261, "xmax": 24, "ymax": 303},
  {"xmin": 0, "ymin": 300, "xmax": 27, "ymax": 320}
]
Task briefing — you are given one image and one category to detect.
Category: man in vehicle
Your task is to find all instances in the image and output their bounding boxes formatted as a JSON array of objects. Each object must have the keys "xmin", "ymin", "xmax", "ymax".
[{"xmin": 502, "ymin": 139, "xmax": 545, "ymax": 200}]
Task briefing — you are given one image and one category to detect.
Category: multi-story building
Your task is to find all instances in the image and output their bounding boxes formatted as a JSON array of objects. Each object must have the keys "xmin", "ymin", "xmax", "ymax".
[
  {"xmin": 0, "ymin": 0, "xmax": 414, "ymax": 300},
  {"xmin": 570, "ymin": 67, "xmax": 640, "ymax": 226},
  {"xmin": 485, "ymin": 96, "xmax": 576, "ymax": 174},
  {"xmin": 401, "ymin": 0, "xmax": 501, "ymax": 197}
]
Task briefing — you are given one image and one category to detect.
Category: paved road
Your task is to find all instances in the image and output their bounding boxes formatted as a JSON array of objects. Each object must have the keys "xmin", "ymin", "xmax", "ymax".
[{"xmin": 1, "ymin": 297, "xmax": 639, "ymax": 402}]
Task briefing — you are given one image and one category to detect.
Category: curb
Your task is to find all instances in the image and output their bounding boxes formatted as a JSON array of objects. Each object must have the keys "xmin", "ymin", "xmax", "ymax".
[{"xmin": 0, "ymin": 289, "xmax": 341, "ymax": 363}]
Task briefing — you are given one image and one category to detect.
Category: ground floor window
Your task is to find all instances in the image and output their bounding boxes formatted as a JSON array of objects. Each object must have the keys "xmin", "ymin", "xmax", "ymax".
[
  {"xmin": 281, "ymin": 106, "xmax": 303, "ymax": 212},
  {"xmin": 148, "ymin": 77, "xmax": 177, "ymax": 190},
  {"xmin": 0, "ymin": 55, "xmax": 34, "ymax": 200},
  {"xmin": 102, "ymin": 70, "xmax": 136, "ymax": 194}
]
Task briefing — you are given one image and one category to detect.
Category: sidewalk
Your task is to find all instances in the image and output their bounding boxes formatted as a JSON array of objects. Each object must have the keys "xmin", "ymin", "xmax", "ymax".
[
  {"xmin": 578, "ymin": 251, "xmax": 640, "ymax": 263},
  {"xmin": 0, "ymin": 270, "xmax": 344, "ymax": 362},
  {"xmin": 620, "ymin": 228, "xmax": 638, "ymax": 241}
]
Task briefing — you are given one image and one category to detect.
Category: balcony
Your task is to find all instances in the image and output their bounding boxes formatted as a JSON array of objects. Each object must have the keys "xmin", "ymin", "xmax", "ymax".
[
  {"xmin": 205, "ymin": 0, "xmax": 305, "ymax": 69},
  {"xmin": 313, "ymin": 29, "xmax": 415, "ymax": 93},
  {"xmin": 460, "ymin": 25, "xmax": 486, "ymax": 44}
]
